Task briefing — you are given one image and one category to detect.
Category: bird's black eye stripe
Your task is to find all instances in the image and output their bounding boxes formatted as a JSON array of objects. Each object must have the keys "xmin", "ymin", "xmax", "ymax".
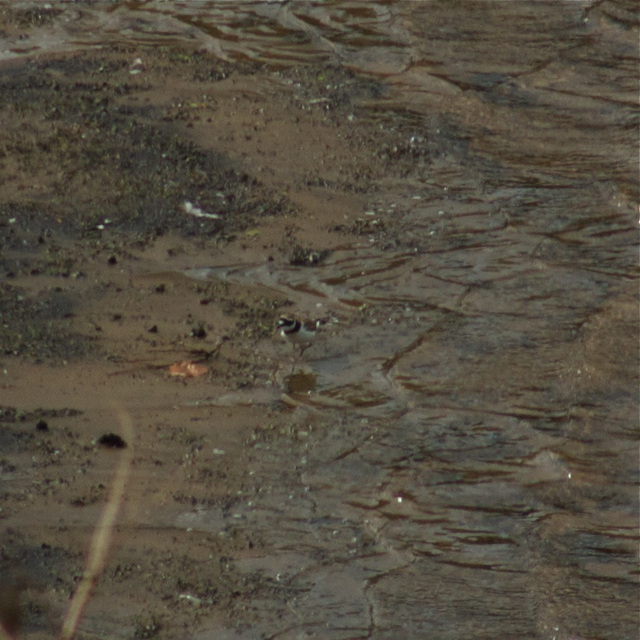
[
  {"xmin": 281, "ymin": 320, "xmax": 301, "ymax": 335},
  {"xmin": 278, "ymin": 317, "xmax": 300, "ymax": 330}
]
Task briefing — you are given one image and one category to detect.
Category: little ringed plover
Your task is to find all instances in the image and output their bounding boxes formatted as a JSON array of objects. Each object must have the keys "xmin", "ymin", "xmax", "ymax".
[{"xmin": 278, "ymin": 316, "xmax": 320, "ymax": 355}]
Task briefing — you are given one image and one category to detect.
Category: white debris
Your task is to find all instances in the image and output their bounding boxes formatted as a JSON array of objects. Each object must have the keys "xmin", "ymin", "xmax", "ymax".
[
  {"xmin": 182, "ymin": 201, "xmax": 221, "ymax": 220},
  {"xmin": 129, "ymin": 58, "xmax": 146, "ymax": 75}
]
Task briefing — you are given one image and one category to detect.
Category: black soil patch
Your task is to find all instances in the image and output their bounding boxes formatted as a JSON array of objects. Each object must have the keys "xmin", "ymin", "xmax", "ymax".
[
  {"xmin": 0, "ymin": 46, "xmax": 295, "ymax": 245},
  {"xmin": 0, "ymin": 46, "xmax": 302, "ymax": 362}
]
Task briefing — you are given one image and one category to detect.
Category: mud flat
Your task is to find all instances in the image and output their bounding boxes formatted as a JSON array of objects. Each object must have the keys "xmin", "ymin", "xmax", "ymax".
[{"xmin": 0, "ymin": 4, "xmax": 638, "ymax": 639}]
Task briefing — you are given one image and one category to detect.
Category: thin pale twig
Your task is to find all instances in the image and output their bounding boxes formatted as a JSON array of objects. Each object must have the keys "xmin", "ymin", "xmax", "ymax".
[{"xmin": 58, "ymin": 411, "xmax": 134, "ymax": 640}]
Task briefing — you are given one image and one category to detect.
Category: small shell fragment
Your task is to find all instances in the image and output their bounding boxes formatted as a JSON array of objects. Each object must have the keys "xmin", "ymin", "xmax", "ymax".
[{"xmin": 129, "ymin": 58, "xmax": 146, "ymax": 74}]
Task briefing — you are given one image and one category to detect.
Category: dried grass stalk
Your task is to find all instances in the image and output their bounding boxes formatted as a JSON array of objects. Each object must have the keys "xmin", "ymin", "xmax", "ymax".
[{"xmin": 59, "ymin": 412, "xmax": 134, "ymax": 640}]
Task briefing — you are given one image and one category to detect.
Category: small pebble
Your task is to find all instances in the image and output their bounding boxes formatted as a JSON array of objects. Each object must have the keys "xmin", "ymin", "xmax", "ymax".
[{"xmin": 98, "ymin": 433, "xmax": 127, "ymax": 449}]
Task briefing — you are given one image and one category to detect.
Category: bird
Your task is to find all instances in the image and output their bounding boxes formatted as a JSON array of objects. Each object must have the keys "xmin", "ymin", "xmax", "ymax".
[{"xmin": 277, "ymin": 316, "xmax": 320, "ymax": 356}]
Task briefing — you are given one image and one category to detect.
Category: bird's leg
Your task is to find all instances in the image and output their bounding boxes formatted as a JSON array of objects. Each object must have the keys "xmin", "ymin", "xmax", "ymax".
[{"xmin": 299, "ymin": 343, "xmax": 311, "ymax": 357}]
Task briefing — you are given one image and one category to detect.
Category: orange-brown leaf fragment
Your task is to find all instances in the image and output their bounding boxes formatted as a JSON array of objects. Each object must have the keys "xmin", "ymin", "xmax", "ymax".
[{"xmin": 168, "ymin": 360, "xmax": 208, "ymax": 378}]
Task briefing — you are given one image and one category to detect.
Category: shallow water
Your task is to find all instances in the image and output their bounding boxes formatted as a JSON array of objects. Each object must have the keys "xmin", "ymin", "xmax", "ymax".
[{"xmin": 1, "ymin": 1, "xmax": 638, "ymax": 639}]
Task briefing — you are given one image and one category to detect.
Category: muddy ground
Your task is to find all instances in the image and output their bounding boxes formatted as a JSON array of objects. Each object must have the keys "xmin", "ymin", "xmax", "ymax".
[
  {"xmin": 0, "ymin": 4, "xmax": 638, "ymax": 637},
  {"xmin": 0, "ymin": 42, "xmax": 430, "ymax": 638}
]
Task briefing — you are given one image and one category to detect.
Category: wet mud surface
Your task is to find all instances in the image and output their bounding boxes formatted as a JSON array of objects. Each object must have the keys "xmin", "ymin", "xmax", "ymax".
[{"xmin": 0, "ymin": 3, "xmax": 638, "ymax": 640}]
